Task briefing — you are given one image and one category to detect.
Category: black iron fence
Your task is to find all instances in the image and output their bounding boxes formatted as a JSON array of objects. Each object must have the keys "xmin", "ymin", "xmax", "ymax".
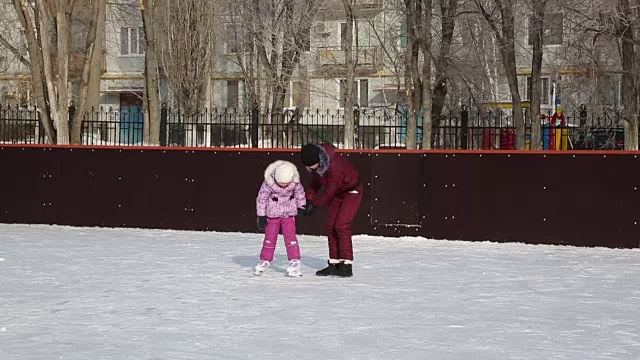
[{"xmin": 0, "ymin": 104, "xmax": 626, "ymax": 150}]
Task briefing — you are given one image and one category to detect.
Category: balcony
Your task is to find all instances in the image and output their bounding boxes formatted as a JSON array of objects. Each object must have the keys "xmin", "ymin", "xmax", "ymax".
[
  {"xmin": 317, "ymin": 0, "xmax": 383, "ymax": 19},
  {"xmin": 317, "ymin": 47, "xmax": 383, "ymax": 74}
]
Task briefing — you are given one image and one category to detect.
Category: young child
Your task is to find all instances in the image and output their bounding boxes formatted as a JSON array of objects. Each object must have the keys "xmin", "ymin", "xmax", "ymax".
[{"xmin": 255, "ymin": 160, "xmax": 306, "ymax": 277}]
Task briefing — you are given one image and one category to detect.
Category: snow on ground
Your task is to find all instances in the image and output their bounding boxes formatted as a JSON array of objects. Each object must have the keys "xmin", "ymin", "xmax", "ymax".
[{"xmin": 0, "ymin": 224, "xmax": 639, "ymax": 360}]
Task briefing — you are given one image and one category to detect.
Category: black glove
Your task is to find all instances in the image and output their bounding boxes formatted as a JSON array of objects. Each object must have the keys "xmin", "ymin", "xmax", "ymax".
[
  {"xmin": 257, "ymin": 216, "xmax": 267, "ymax": 230},
  {"xmin": 303, "ymin": 201, "xmax": 316, "ymax": 216}
]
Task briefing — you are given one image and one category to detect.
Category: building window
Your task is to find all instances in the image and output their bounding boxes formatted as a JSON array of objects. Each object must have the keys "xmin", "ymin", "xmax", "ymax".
[
  {"xmin": 285, "ymin": 81, "xmax": 310, "ymax": 108},
  {"xmin": 120, "ymin": 27, "xmax": 145, "ymax": 55},
  {"xmin": 5, "ymin": 81, "xmax": 32, "ymax": 106},
  {"xmin": 340, "ymin": 79, "xmax": 369, "ymax": 108},
  {"xmin": 359, "ymin": 79, "xmax": 369, "ymax": 107},
  {"xmin": 227, "ymin": 80, "xmax": 239, "ymax": 108},
  {"xmin": 400, "ymin": 20, "xmax": 407, "ymax": 48},
  {"xmin": 526, "ymin": 77, "xmax": 550, "ymax": 105},
  {"xmin": 528, "ymin": 14, "xmax": 563, "ymax": 46},
  {"xmin": 225, "ymin": 25, "xmax": 239, "ymax": 54},
  {"xmin": 599, "ymin": 75, "xmax": 621, "ymax": 107}
]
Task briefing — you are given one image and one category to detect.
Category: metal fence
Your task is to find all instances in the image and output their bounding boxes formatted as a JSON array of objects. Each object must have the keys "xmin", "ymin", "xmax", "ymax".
[{"xmin": 0, "ymin": 104, "xmax": 626, "ymax": 150}]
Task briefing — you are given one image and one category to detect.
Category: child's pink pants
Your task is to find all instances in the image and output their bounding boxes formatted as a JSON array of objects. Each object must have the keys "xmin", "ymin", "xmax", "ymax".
[{"xmin": 259, "ymin": 217, "xmax": 300, "ymax": 262}]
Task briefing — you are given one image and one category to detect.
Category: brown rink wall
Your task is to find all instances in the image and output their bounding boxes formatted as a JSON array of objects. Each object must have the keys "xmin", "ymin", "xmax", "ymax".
[{"xmin": 0, "ymin": 145, "xmax": 638, "ymax": 249}]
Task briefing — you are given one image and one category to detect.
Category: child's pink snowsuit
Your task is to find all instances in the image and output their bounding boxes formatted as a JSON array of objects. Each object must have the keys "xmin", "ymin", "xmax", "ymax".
[{"xmin": 256, "ymin": 160, "xmax": 306, "ymax": 262}]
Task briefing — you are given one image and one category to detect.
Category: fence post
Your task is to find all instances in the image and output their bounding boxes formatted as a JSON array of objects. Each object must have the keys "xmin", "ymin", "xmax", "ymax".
[
  {"xmin": 251, "ymin": 105, "xmax": 259, "ymax": 148},
  {"xmin": 460, "ymin": 105, "xmax": 468, "ymax": 150},
  {"xmin": 579, "ymin": 104, "xmax": 587, "ymax": 127},
  {"xmin": 160, "ymin": 102, "xmax": 168, "ymax": 146}
]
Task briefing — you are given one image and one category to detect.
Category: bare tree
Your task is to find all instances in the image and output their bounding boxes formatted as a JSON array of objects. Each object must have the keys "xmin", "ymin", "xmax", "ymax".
[
  {"xmin": 555, "ymin": 0, "xmax": 619, "ymax": 118},
  {"xmin": 343, "ymin": 0, "xmax": 356, "ymax": 149},
  {"xmin": 229, "ymin": 0, "xmax": 264, "ymax": 146},
  {"xmin": 227, "ymin": 0, "xmax": 318, "ymax": 144},
  {"xmin": 10, "ymin": 0, "xmax": 105, "ymax": 144},
  {"xmin": 431, "ymin": 0, "xmax": 458, "ymax": 121},
  {"xmin": 405, "ymin": 0, "xmax": 432, "ymax": 149},
  {"xmin": 52, "ymin": 0, "xmax": 72, "ymax": 144},
  {"xmin": 70, "ymin": 0, "xmax": 106, "ymax": 144},
  {"xmin": 459, "ymin": 11, "xmax": 503, "ymax": 107},
  {"xmin": 141, "ymin": 0, "xmax": 161, "ymax": 145},
  {"xmin": 86, "ymin": 0, "xmax": 106, "ymax": 111},
  {"xmin": 614, "ymin": 0, "xmax": 638, "ymax": 150},
  {"xmin": 11, "ymin": 1, "xmax": 56, "ymax": 142},
  {"xmin": 219, "ymin": 0, "xmax": 269, "ymax": 147},
  {"xmin": 563, "ymin": 0, "xmax": 640, "ymax": 149},
  {"xmin": 529, "ymin": 0, "xmax": 546, "ymax": 150},
  {"xmin": 157, "ymin": 0, "xmax": 215, "ymax": 115},
  {"xmin": 366, "ymin": 5, "xmax": 405, "ymax": 105},
  {"xmin": 421, "ymin": 0, "xmax": 433, "ymax": 149},
  {"xmin": 474, "ymin": 0, "xmax": 526, "ymax": 149},
  {"xmin": 233, "ymin": 0, "xmax": 317, "ymax": 109}
]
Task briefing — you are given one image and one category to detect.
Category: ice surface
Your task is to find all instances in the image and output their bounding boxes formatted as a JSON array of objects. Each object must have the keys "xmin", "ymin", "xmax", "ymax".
[{"xmin": 1, "ymin": 224, "xmax": 639, "ymax": 359}]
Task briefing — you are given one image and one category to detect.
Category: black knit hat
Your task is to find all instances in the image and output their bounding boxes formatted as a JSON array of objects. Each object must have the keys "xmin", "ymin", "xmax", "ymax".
[{"xmin": 301, "ymin": 144, "xmax": 321, "ymax": 166}]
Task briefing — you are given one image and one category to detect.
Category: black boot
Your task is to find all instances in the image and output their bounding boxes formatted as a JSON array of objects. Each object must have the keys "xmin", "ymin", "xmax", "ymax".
[
  {"xmin": 335, "ymin": 263, "xmax": 353, "ymax": 277},
  {"xmin": 316, "ymin": 261, "xmax": 337, "ymax": 276}
]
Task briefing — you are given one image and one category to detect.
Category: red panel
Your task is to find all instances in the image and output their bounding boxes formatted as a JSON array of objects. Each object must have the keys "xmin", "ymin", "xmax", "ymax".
[{"xmin": 0, "ymin": 146, "xmax": 638, "ymax": 248}]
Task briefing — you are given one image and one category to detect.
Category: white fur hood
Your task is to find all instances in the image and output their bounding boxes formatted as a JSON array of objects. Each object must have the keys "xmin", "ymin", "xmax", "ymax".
[{"xmin": 264, "ymin": 160, "xmax": 300, "ymax": 185}]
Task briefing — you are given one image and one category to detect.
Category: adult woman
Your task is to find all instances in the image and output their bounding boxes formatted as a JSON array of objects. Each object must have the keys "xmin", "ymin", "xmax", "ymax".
[{"xmin": 300, "ymin": 143, "xmax": 362, "ymax": 277}]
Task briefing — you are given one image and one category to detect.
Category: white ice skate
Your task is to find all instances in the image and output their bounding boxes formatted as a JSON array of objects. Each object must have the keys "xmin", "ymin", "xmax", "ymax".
[
  {"xmin": 286, "ymin": 259, "xmax": 302, "ymax": 277},
  {"xmin": 254, "ymin": 260, "xmax": 270, "ymax": 276}
]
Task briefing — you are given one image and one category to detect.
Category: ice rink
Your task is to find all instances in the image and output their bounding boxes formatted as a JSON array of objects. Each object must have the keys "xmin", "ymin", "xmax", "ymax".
[{"xmin": 1, "ymin": 223, "xmax": 639, "ymax": 359}]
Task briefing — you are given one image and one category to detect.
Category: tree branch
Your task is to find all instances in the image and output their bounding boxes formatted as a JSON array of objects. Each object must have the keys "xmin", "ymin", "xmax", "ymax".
[
  {"xmin": 0, "ymin": 34, "xmax": 30, "ymax": 67},
  {"xmin": 474, "ymin": 0, "xmax": 503, "ymax": 44}
]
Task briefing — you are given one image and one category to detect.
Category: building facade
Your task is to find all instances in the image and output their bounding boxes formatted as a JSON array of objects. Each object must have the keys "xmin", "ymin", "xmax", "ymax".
[{"xmin": 0, "ymin": 0, "xmax": 623, "ymax": 117}]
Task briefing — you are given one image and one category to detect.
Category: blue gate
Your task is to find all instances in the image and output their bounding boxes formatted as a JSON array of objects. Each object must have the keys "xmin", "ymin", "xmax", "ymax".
[
  {"xmin": 397, "ymin": 105, "xmax": 424, "ymax": 145},
  {"xmin": 120, "ymin": 105, "xmax": 144, "ymax": 145}
]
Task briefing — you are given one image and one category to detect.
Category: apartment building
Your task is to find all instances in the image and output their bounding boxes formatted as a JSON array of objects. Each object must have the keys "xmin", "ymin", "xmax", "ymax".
[
  {"xmin": 210, "ymin": 0, "xmax": 397, "ymax": 112},
  {"xmin": 455, "ymin": 1, "xmax": 621, "ymax": 115},
  {"xmin": 0, "ymin": 0, "xmax": 622, "ymax": 117}
]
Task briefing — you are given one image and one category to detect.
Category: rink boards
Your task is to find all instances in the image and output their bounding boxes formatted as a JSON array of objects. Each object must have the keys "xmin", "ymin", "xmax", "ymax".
[{"xmin": 1, "ymin": 145, "xmax": 638, "ymax": 248}]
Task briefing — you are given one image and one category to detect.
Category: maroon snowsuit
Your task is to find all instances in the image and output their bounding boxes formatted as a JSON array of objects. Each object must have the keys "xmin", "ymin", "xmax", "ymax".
[{"xmin": 306, "ymin": 144, "xmax": 362, "ymax": 261}]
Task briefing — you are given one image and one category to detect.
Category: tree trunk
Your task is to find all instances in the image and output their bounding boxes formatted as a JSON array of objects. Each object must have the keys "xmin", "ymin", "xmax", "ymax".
[
  {"xmin": 504, "ymin": 55, "xmax": 525, "ymax": 149},
  {"xmin": 270, "ymin": 77, "xmax": 289, "ymax": 146},
  {"xmin": 616, "ymin": 0, "xmax": 638, "ymax": 150},
  {"xmin": 530, "ymin": 0, "xmax": 546, "ymax": 150},
  {"xmin": 343, "ymin": 0, "xmax": 356, "ymax": 149},
  {"xmin": 431, "ymin": 0, "xmax": 458, "ymax": 123},
  {"xmin": 245, "ymin": 16, "xmax": 260, "ymax": 147},
  {"xmin": 141, "ymin": 0, "xmax": 161, "ymax": 146},
  {"xmin": 35, "ymin": 0, "xmax": 65, "ymax": 144},
  {"xmin": 420, "ymin": 0, "xmax": 433, "ymax": 149},
  {"xmin": 403, "ymin": 0, "xmax": 435, "ymax": 150},
  {"xmin": 475, "ymin": 0, "xmax": 525, "ymax": 150},
  {"xmin": 272, "ymin": 27, "xmax": 301, "ymax": 146},
  {"xmin": 55, "ymin": 2, "xmax": 71, "ymax": 145},
  {"xmin": 635, "ymin": 18, "xmax": 640, "ymax": 149},
  {"xmin": 70, "ymin": 0, "xmax": 105, "ymax": 145},
  {"xmin": 13, "ymin": 0, "xmax": 56, "ymax": 143},
  {"xmin": 404, "ymin": 0, "xmax": 420, "ymax": 150},
  {"xmin": 477, "ymin": 0, "xmax": 525, "ymax": 149},
  {"xmin": 501, "ymin": 2, "xmax": 525, "ymax": 149},
  {"xmin": 87, "ymin": 0, "xmax": 106, "ymax": 111}
]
